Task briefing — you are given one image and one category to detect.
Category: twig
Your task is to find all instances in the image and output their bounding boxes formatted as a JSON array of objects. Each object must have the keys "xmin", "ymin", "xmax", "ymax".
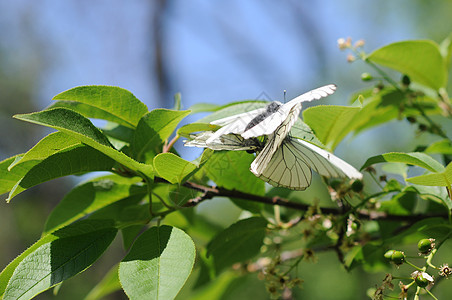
[{"xmin": 152, "ymin": 177, "xmax": 449, "ymax": 222}]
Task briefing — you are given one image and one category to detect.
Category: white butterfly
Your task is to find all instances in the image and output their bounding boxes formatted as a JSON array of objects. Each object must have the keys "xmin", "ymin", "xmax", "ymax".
[
  {"xmin": 206, "ymin": 84, "xmax": 336, "ymax": 144},
  {"xmin": 185, "ymin": 131, "xmax": 362, "ymax": 191},
  {"xmin": 185, "ymin": 84, "xmax": 361, "ymax": 190}
]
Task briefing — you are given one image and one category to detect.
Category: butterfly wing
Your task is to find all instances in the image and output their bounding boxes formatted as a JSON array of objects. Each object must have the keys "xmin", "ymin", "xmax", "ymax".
[
  {"xmin": 288, "ymin": 84, "xmax": 336, "ymax": 106},
  {"xmin": 185, "ymin": 131, "xmax": 263, "ymax": 151},
  {"xmin": 249, "ymin": 101, "xmax": 304, "ymax": 175},
  {"xmin": 250, "ymin": 135, "xmax": 312, "ymax": 190},
  {"xmin": 206, "ymin": 106, "xmax": 268, "ymax": 143},
  {"xmin": 241, "ymin": 84, "xmax": 336, "ymax": 139},
  {"xmin": 251, "ymin": 137, "xmax": 362, "ymax": 190},
  {"xmin": 289, "ymin": 139, "xmax": 363, "ymax": 180}
]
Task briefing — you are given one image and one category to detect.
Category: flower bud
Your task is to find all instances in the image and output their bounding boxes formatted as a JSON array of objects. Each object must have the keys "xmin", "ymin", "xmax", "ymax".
[
  {"xmin": 406, "ymin": 116, "xmax": 416, "ymax": 123},
  {"xmin": 361, "ymin": 73, "xmax": 373, "ymax": 81},
  {"xmin": 354, "ymin": 39, "xmax": 365, "ymax": 48},
  {"xmin": 384, "ymin": 250, "xmax": 395, "ymax": 260},
  {"xmin": 418, "ymin": 238, "xmax": 435, "ymax": 255},
  {"xmin": 351, "ymin": 180, "xmax": 363, "ymax": 192},
  {"xmin": 337, "ymin": 38, "xmax": 347, "ymax": 50},
  {"xmin": 391, "ymin": 251, "xmax": 405, "ymax": 265},
  {"xmin": 412, "ymin": 271, "xmax": 434, "ymax": 288},
  {"xmin": 402, "ymin": 75, "xmax": 411, "ymax": 86}
]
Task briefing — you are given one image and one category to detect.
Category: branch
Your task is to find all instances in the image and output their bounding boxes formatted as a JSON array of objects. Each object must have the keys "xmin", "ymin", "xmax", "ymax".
[{"xmin": 152, "ymin": 177, "xmax": 449, "ymax": 222}]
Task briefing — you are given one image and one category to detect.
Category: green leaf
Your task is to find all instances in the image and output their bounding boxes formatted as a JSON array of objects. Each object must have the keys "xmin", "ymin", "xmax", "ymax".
[
  {"xmin": 425, "ymin": 139, "xmax": 452, "ymax": 155},
  {"xmin": 52, "ymin": 85, "xmax": 148, "ymax": 128},
  {"xmin": 290, "ymin": 119, "xmax": 324, "ymax": 147},
  {"xmin": 119, "ymin": 225, "xmax": 196, "ymax": 300},
  {"xmin": 0, "ymin": 220, "xmax": 116, "ymax": 299},
  {"xmin": 197, "ymin": 101, "xmax": 268, "ymax": 123},
  {"xmin": 88, "ymin": 194, "xmax": 151, "ymax": 226},
  {"xmin": 131, "ymin": 109, "xmax": 190, "ymax": 162},
  {"xmin": 8, "ymin": 131, "xmax": 81, "ymax": 171},
  {"xmin": 407, "ymin": 162, "xmax": 452, "ymax": 187},
  {"xmin": 384, "ymin": 217, "xmax": 450, "ymax": 244},
  {"xmin": 151, "ymin": 183, "xmax": 201, "ymax": 209},
  {"xmin": 0, "ymin": 155, "xmax": 30, "ymax": 195},
  {"xmin": 206, "ymin": 217, "xmax": 267, "ymax": 273},
  {"xmin": 440, "ymin": 32, "xmax": 452, "ymax": 68},
  {"xmin": 153, "ymin": 153, "xmax": 197, "ymax": 184},
  {"xmin": 361, "ymin": 152, "xmax": 445, "ymax": 173},
  {"xmin": 85, "ymin": 264, "xmax": 121, "ymax": 300},
  {"xmin": 366, "ymin": 40, "xmax": 447, "ymax": 90},
  {"xmin": 303, "ymin": 105, "xmax": 361, "ymax": 150},
  {"xmin": 49, "ymin": 101, "xmax": 133, "ymax": 129},
  {"xmin": 177, "ymin": 123, "xmax": 218, "ymax": 138},
  {"xmin": 121, "ymin": 225, "xmax": 146, "ymax": 250},
  {"xmin": 0, "ymin": 234, "xmax": 56, "ymax": 297},
  {"xmin": 101, "ymin": 122, "xmax": 135, "ymax": 143},
  {"xmin": 173, "ymin": 93, "xmax": 182, "ymax": 110},
  {"xmin": 7, "ymin": 145, "xmax": 116, "ymax": 202},
  {"xmin": 13, "ymin": 108, "xmax": 153, "ymax": 176},
  {"xmin": 200, "ymin": 151, "xmax": 264, "ymax": 212},
  {"xmin": 203, "ymin": 151, "xmax": 264, "ymax": 195},
  {"xmin": 188, "ymin": 103, "xmax": 221, "ymax": 114},
  {"xmin": 185, "ymin": 271, "xmax": 237, "ymax": 300},
  {"xmin": 346, "ymin": 88, "xmax": 441, "ymax": 135},
  {"xmin": 3, "ymin": 228, "xmax": 117, "ymax": 300},
  {"xmin": 380, "ymin": 191, "xmax": 417, "ymax": 215},
  {"xmin": 43, "ymin": 175, "xmax": 146, "ymax": 235}
]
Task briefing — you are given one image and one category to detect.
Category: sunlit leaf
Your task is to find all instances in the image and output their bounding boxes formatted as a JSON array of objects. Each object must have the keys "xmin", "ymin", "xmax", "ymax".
[
  {"xmin": 13, "ymin": 108, "xmax": 153, "ymax": 176},
  {"xmin": 119, "ymin": 225, "xmax": 195, "ymax": 300},
  {"xmin": 361, "ymin": 152, "xmax": 445, "ymax": 173},
  {"xmin": 52, "ymin": 85, "xmax": 148, "ymax": 128},
  {"xmin": 367, "ymin": 40, "xmax": 447, "ymax": 90},
  {"xmin": 2, "ymin": 220, "xmax": 117, "ymax": 300},
  {"xmin": 154, "ymin": 153, "xmax": 197, "ymax": 184},
  {"xmin": 7, "ymin": 145, "xmax": 116, "ymax": 202},
  {"xmin": 131, "ymin": 109, "xmax": 190, "ymax": 162},
  {"xmin": 43, "ymin": 175, "xmax": 145, "ymax": 235}
]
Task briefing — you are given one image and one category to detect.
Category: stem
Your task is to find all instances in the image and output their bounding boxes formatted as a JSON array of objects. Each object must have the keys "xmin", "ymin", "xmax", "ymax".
[
  {"xmin": 365, "ymin": 60, "xmax": 402, "ymax": 91},
  {"xmin": 163, "ymin": 134, "xmax": 180, "ymax": 153},
  {"xmin": 438, "ymin": 88, "xmax": 452, "ymax": 116},
  {"xmin": 369, "ymin": 172, "xmax": 384, "ymax": 190},
  {"xmin": 411, "ymin": 101, "xmax": 448, "ymax": 139},
  {"xmin": 282, "ymin": 254, "xmax": 304, "ymax": 277},
  {"xmin": 353, "ymin": 46, "xmax": 400, "ymax": 90},
  {"xmin": 425, "ymin": 288, "xmax": 439, "ymax": 300},
  {"xmin": 274, "ymin": 205, "xmax": 281, "ymax": 226},
  {"xmin": 152, "ymin": 191, "xmax": 175, "ymax": 210},
  {"xmin": 405, "ymin": 260, "xmax": 423, "ymax": 271},
  {"xmin": 141, "ymin": 173, "xmax": 154, "ymax": 216}
]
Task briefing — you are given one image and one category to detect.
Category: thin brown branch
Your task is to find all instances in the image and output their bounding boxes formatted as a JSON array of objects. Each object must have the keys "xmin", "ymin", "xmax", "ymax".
[{"xmin": 153, "ymin": 177, "xmax": 448, "ymax": 222}]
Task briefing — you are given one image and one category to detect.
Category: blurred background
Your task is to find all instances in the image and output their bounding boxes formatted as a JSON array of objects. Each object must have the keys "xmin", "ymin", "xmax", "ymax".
[{"xmin": 1, "ymin": 1, "xmax": 451, "ymax": 299}]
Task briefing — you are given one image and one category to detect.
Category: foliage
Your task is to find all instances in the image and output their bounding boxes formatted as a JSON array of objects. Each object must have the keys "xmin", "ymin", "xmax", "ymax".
[{"xmin": 1, "ymin": 36, "xmax": 452, "ymax": 300}]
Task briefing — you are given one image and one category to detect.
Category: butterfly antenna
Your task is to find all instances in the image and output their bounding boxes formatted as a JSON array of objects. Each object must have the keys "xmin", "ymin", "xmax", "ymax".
[{"xmin": 283, "ymin": 90, "xmax": 287, "ymax": 103}]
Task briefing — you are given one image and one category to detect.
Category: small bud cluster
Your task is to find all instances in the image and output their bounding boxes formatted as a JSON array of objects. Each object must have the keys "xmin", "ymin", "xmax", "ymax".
[
  {"xmin": 377, "ymin": 238, "xmax": 450, "ymax": 298},
  {"xmin": 337, "ymin": 37, "xmax": 365, "ymax": 64},
  {"xmin": 261, "ymin": 256, "xmax": 303, "ymax": 299}
]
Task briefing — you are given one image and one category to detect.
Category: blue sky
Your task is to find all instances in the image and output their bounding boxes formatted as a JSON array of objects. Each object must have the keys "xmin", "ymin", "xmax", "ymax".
[{"xmin": 1, "ymin": 0, "xmax": 450, "ymax": 162}]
